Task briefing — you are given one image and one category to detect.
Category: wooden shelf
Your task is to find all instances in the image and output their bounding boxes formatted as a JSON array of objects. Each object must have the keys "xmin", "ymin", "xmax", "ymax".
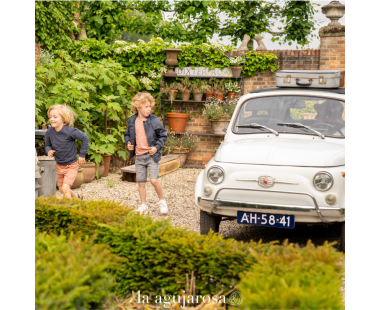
[
  {"xmin": 161, "ymin": 99, "xmax": 206, "ymax": 103},
  {"xmin": 171, "ymin": 131, "xmax": 224, "ymax": 137}
]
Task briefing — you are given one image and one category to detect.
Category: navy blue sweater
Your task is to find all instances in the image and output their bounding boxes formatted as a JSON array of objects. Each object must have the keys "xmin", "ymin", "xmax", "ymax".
[{"xmin": 45, "ymin": 126, "xmax": 89, "ymax": 165}]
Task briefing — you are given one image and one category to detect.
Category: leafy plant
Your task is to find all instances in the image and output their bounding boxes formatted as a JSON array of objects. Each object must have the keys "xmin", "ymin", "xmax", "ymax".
[
  {"xmin": 35, "ymin": 54, "xmax": 139, "ymax": 163},
  {"xmin": 203, "ymin": 97, "xmax": 239, "ymax": 121},
  {"xmin": 106, "ymin": 178, "xmax": 117, "ymax": 188},
  {"xmin": 163, "ymin": 132, "xmax": 197, "ymax": 154},
  {"xmin": 243, "ymin": 51, "xmax": 280, "ymax": 76},
  {"xmin": 35, "ymin": 1, "xmax": 80, "ymax": 51},
  {"xmin": 229, "ymin": 55, "xmax": 245, "ymax": 66},
  {"xmin": 225, "ymin": 81, "xmax": 241, "ymax": 93}
]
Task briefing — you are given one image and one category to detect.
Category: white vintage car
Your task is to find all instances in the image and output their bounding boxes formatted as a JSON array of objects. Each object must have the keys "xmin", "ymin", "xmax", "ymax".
[{"xmin": 195, "ymin": 80, "xmax": 345, "ymax": 251}]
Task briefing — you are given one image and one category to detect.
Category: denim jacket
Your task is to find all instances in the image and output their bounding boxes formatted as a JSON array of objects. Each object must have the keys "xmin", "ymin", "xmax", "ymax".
[{"xmin": 124, "ymin": 113, "xmax": 167, "ymax": 163}]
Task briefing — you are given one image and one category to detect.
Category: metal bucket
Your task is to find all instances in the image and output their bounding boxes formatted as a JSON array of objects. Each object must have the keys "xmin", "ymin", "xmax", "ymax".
[{"xmin": 37, "ymin": 156, "xmax": 57, "ymax": 197}]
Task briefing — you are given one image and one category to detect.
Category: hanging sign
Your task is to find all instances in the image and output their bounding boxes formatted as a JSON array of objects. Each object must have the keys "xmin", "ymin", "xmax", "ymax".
[{"xmin": 174, "ymin": 67, "xmax": 233, "ymax": 78}]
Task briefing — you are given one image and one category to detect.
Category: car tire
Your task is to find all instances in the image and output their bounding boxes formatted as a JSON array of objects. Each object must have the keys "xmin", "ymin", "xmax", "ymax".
[
  {"xmin": 340, "ymin": 222, "xmax": 345, "ymax": 253},
  {"xmin": 200, "ymin": 210, "xmax": 221, "ymax": 235}
]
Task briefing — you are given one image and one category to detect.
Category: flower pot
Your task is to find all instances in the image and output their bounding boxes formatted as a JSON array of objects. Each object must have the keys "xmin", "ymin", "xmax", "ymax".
[
  {"xmin": 102, "ymin": 154, "xmax": 112, "ymax": 177},
  {"xmin": 193, "ymin": 91, "xmax": 203, "ymax": 101},
  {"xmin": 166, "ymin": 113, "xmax": 189, "ymax": 133},
  {"xmin": 227, "ymin": 92, "xmax": 237, "ymax": 99},
  {"xmin": 167, "ymin": 90, "xmax": 178, "ymax": 101},
  {"xmin": 231, "ymin": 66, "xmax": 242, "ymax": 78},
  {"xmin": 95, "ymin": 163, "xmax": 105, "ymax": 178},
  {"xmin": 79, "ymin": 162, "xmax": 96, "ymax": 183},
  {"xmin": 163, "ymin": 48, "xmax": 182, "ymax": 76},
  {"xmin": 205, "ymin": 92, "xmax": 215, "ymax": 99},
  {"xmin": 180, "ymin": 91, "xmax": 191, "ymax": 101},
  {"xmin": 171, "ymin": 147, "xmax": 189, "ymax": 166},
  {"xmin": 210, "ymin": 118, "xmax": 230, "ymax": 136},
  {"xmin": 215, "ymin": 91, "xmax": 224, "ymax": 101},
  {"xmin": 71, "ymin": 167, "xmax": 84, "ymax": 189},
  {"xmin": 42, "ymin": 126, "xmax": 47, "ymax": 129}
]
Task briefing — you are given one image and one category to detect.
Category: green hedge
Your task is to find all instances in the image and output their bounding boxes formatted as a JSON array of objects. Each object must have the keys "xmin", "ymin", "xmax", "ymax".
[
  {"xmin": 35, "ymin": 230, "xmax": 120, "ymax": 310},
  {"xmin": 238, "ymin": 240, "xmax": 344, "ymax": 310},
  {"xmin": 35, "ymin": 197, "xmax": 344, "ymax": 308}
]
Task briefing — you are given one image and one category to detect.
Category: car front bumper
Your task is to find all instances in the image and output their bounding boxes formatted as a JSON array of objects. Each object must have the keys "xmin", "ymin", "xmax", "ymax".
[{"xmin": 197, "ymin": 187, "xmax": 345, "ymax": 223}]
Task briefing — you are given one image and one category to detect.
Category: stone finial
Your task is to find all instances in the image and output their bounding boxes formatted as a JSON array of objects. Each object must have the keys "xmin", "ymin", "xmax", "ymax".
[
  {"xmin": 237, "ymin": 34, "xmax": 250, "ymax": 51},
  {"xmin": 321, "ymin": 1, "xmax": 345, "ymax": 27},
  {"xmin": 255, "ymin": 34, "xmax": 267, "ymax": 51}
]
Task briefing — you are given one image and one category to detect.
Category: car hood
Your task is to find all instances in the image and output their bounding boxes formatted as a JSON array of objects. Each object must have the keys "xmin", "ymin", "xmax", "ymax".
[{"xmin": 214, "ymin": 137, "xmax": 345, "ymax": 167}]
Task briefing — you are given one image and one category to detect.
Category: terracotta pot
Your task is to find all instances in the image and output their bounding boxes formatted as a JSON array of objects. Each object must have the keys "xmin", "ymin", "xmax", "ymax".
[
  {"xmin": 167, "ymin": 90, "xmax": 178, "ymax": 101},
  {"xmin": 205, "ymin": 92, "xmax": 215, "ymax": 98},
  {"xmin": 42, "ymin": 126, "xmax": 47, "ymax": 129},
  {"xmin": 227, "ymin": 92, "xmax": 237, "ymax": 99},
  {"xmin": 231, "ymin": 66, "xmax": 242, "ymax": 78},
  {"xmin": 95, "ymin": 163, "xmax": 105, "ymax": 179},
  {"xmin": 163, "ymin": 48, "xmax": 182, "ymax": 76},
  {"xmin": 102, "ymin": 154, "xmax": 112, "ymax": 177},
  {"xmin": 79, "ymin": 163, "xmax": 96, "ymax": 183},
  {"xmin": 171, "ymin": 147, "xmax": 189, "ymax": 166},
  {"xmin": 71, "ymin": 167, "xmax": 84, "ymax": 189},
  {"xmin": 210, "ymin": 118, "xmax": 230, "ymax": 136},
  {"xmin": 215, "ymin": 91, "xmax": 224, "ymax": 101},
  {"xmin": 193, "ymin": 91, "xmax": 203, "ymax": 101},
  {"xmin": 180, "ymin": 91, "xmax": 191, "ymax": 101},
  {"xmin": 166, "ymin": 113, "xmax": 189, "ymax": 133}
]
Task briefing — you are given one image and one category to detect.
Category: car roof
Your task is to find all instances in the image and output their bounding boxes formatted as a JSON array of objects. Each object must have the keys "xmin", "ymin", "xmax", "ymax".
[{"xmin": 249, "ymin": 87, "xmax": 345, "ymax": 95}]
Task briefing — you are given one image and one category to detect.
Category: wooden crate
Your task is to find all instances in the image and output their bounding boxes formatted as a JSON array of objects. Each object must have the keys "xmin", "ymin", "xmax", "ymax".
[{"xmin": 120, "ymin": 155, "xmax": 180, "ymax": 182}]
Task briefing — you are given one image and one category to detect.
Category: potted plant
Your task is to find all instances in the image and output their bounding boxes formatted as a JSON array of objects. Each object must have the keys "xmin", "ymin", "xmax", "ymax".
[
  {"xmin": 191, "ymin": 80, "xmax": 207, "ymax": 101},
  {"xmin": 178, "ymin": 77, "xmax": 192, "ymax": 101},
  {"xmin": 205, "ymin": 78, "xmax": 217, "ymax": 98},
  {"xmin": 229, "ymin": 55, "xmax": 245, "ymax": 78},
  {"xmin": 80, "ymin": 161, "xmax": 96, "ymax": 183},
  {"xmin": 202, "ymin": 97, "xmax": 238, "ymax": 135},
  {"xmin": 225, "ymin": 81, "xmax": 241, "ymax": 99},
  {"xmin": 164, "ymin": 132, "xmax": 197, "ymax": 166},
  {"xmin": 214, "ymin": 79, "xmax": 226, "ymax": 101},
  {"xmin": 160, "ymin": 81, "xmax": 179, "ymax": 102}
]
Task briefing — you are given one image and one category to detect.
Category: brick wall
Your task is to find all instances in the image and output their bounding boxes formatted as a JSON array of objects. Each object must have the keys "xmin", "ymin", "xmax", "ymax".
[
  {"xmin": 319, "ymin": 34, "xmax": 345, "ymax": 71},
  {"xmin": 35, "ymin": 41, "xmax": 40, "ymax": 64},
  {"xmin": 281, "ymin": 50, "xmax": 320, "ymax": 70}
]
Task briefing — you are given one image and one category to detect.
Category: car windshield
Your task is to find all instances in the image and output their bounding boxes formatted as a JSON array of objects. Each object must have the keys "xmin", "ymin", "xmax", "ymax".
[{"xmin": 233, "ymin": 95, "xmax": 345, "ymax": 138}]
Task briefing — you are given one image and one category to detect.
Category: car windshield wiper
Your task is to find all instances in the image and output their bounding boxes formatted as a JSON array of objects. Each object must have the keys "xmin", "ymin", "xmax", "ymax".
[
  {"xmin": 237, "ymin": 123, "xmax": 279, "ymax": 136},
  {"xmin": 277, "ymin": 122, "xmax": 325, "ymax": 139}
]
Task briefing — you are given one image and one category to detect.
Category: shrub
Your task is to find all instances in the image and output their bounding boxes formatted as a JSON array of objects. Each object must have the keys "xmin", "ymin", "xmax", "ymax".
[
  {"xmin": 202, "ymin": 97, "xmax": 238, "ymax": 121},
  {"xmin": 238, "ymin": 240, "xmax": 344, "ymax": 310},
  {"xmin": 35, "ymin": 196, "xmax": 133, "ymax": 237},
  {"xmin": 35, "ymin": 230, "xmax": 121, "ymax": 310},
  {"xmin": 35, "ymin": 197, "xmax": 344, "ymax": 305}
]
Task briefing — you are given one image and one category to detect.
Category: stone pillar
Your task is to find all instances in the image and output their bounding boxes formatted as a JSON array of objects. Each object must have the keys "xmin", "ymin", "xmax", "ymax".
[{"xmin": 319, "ymin": 1, "xmax": 345, "ymax": 71}]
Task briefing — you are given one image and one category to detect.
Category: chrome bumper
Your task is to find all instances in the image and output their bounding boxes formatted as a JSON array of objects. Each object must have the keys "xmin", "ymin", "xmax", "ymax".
[{"xmin": 197, "ymin": 187, "xmax": 345, "ymax": 223}]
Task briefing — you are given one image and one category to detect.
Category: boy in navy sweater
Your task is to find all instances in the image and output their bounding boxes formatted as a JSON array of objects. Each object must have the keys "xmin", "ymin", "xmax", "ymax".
[{"xmin": 45, "ymin": 104, "xmax": 89, "ymax": 199}]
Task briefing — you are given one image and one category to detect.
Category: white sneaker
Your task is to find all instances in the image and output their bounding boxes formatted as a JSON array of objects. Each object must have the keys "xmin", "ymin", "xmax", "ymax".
[
  {"xmin": 158, "ymin": 199, "xmax": 168, "ymax": 214},
  {"xmin": 135, "ymin": 204, "xmax": 148, "ymax": 214}
]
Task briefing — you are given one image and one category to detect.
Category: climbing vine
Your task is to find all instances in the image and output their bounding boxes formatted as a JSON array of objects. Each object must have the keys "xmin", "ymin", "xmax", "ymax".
[{"xmin": 35, "ymin": 1, "xmax": 80, "ymax": 50}]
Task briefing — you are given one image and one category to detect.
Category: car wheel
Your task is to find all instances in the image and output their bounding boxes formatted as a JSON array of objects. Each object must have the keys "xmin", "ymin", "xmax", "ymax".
[
  {"xmin": 200, "ymin": 210, "xmax": 221, "ymax": 235},
  {"xmin": 340, "ymin": 222, "xmax": 345, "ymax": 253}
]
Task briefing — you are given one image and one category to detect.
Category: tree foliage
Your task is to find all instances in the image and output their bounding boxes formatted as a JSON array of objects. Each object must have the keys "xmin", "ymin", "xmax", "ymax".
[
  {"xmin": 35, "ymin": 1, "xmax": 80, "ymax": 50},
  {"xmin": 80, "ymin": 0, "xmax": 318, "ymax": 47}
]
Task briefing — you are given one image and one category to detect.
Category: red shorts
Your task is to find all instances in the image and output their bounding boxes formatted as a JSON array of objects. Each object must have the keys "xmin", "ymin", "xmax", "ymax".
[{"xmin": 56, "ymin": 162, "xmax": 78, "ymax": 187}]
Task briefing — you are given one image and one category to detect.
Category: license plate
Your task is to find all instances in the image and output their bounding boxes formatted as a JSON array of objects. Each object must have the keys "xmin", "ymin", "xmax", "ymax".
[{"xmin": 237, "ymin": 211, "xmax": 295, "ymax": 229}]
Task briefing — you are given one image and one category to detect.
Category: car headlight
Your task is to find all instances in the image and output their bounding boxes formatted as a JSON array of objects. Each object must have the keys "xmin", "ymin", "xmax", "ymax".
[
  {"xmin": 207, "ymin": 166, "xmax": 225, "ymax": 184},
  {"xmin": 313, "ymin": 172, "xmax": 334, "ymax": 191}
]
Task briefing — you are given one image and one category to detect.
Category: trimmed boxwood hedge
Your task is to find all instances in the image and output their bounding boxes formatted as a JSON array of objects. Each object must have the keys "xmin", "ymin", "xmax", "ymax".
[{"xmin": 35, "ymin": 197, "xmax": 344, "ymax": 309}]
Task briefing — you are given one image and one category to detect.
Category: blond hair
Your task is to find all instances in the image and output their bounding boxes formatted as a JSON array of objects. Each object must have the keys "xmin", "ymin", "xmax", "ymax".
[
  {"xmin": 131, "ymin": 92, "xmax": 155, "ymax": 113},
  {"xmin": 47, "ymin": 104, "xmax": 77, "ymax": 127}
]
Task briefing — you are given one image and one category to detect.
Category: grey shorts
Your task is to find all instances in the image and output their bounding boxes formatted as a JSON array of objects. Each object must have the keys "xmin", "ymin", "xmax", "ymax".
[{"xmin": 135, "ymin": 153, "xmax": 159, "ymax": 183}]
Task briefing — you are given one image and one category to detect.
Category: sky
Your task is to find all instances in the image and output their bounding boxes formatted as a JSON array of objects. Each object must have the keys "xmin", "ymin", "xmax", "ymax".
[{"xmin": 163, "ymin": 1, "xmax": 345, "ymax": 50}]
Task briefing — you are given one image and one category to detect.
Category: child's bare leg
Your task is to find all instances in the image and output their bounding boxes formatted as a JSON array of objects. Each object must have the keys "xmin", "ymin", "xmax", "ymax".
[
  {"xmin": 138, "ymin": 182, "xmax": 147, "ymax": 205},
  {"xmin": 150, "ymin": 179, "xmax": 164, "ymax": 200},
  {"xmin": 59, "ymin": 184, "xmax": 76, "ymax": 198}
]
